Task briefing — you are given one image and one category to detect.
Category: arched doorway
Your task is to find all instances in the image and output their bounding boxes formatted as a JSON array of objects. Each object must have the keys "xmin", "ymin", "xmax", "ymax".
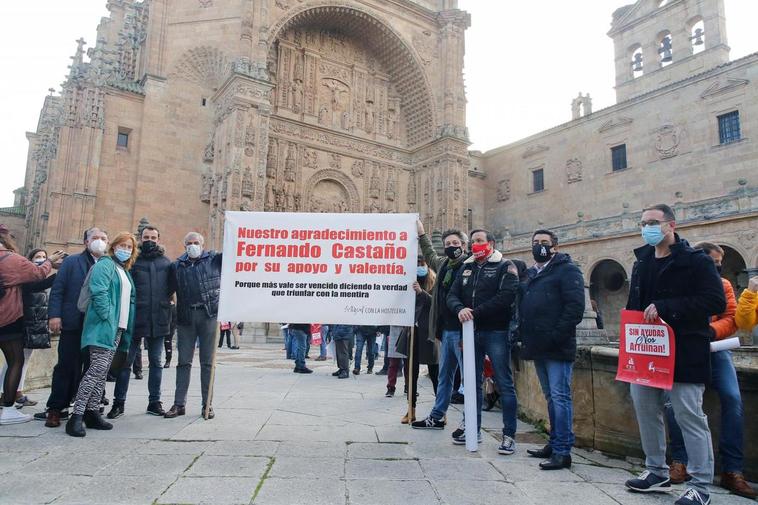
[
  {"xmin": 589, "ymin": 259, "xmax": 629, "ymax": 340},
  {"xmin": 720, "ymin": 245, "xmax": 748, "ymax": 293}
]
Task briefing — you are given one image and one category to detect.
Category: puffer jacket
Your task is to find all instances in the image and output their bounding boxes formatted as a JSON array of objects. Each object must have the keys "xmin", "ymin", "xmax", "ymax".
[
  {"xmin": 22, "ymin": 274, "xmax": 57, "ymax": 347},
  {"xmin": 132, "ymin": 250, "xmax": 174, "ymax": 337},
  {"xmin": 710, "ymin": 278, "xmax": 737, "ymax": 340},
  {"xmin": 736, "ymin": 288, "xmax": 757, "ymax": 331},
  {"xmin": 172, "ymin": 250, "xmax": 222, "ymax": 325}
]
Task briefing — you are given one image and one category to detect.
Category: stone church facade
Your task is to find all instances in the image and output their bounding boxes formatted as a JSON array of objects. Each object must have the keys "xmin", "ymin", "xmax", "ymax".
[
  {"xmin": 19, "ymin": 0, "xmax": 472, "ymax": 257},
  {"xmin": 15, "ymin": 0, "xmax": 758, "ymax": 337}
]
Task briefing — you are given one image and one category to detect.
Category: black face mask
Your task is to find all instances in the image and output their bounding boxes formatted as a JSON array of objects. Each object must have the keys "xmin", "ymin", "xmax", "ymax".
[
  {"xmin": 444, "ymin": 245, "xmax": 464, "ymax": 260},
  {"xmin": 141, "ymin": 240, "xmax": 158, "ymax": 255},
  {"xmin": 532, "ymin": 243, "xmax": 553, "ymax": 263}
]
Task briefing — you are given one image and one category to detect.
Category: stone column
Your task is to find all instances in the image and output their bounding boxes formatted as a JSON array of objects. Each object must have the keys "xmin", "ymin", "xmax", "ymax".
[
  {"xmin": 209, "ymin": 72, "xmax": 274, "ymax": 247},
  {"xmin": 576, "ymin": 285, "xmax": 609, "ymax": 345}
]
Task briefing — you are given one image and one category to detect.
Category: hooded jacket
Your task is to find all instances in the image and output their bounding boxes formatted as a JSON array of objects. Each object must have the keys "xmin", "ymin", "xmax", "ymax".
[
  {"xmin": 626, "ymin": 234, "xmax": 726, "ymax": 384},
  {"xmin": 519, "ymin": 253, "xmax": 585, "ymax": 362}
]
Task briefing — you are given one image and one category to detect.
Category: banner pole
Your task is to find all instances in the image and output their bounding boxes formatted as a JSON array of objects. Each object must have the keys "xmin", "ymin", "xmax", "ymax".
[
  {"xmin": 407, "ymin": 325, "xmax": 415, "ymax": 424},
  {"xmin": 204, "ymin": 322, "xmax": 221, "ymax": 420}
]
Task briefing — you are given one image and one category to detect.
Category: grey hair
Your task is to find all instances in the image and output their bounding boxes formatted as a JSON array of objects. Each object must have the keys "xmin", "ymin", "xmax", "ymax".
[
  {"xmin": 84, "ymin": 227, "xmax": 107, "ymax": 242},
  {"xmin": 183, "ymin": 232, "xmax": 205, "ymax": 245}
]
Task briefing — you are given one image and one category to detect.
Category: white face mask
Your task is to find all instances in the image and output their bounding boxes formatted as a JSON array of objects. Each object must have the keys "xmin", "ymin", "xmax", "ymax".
[
  {"xmin": 88, "ymin": 239, "xmax": 107, "ymax": 256},
  {"xmin": 186, "ymin": 244, "xmax": 203, "ymax": 259}
]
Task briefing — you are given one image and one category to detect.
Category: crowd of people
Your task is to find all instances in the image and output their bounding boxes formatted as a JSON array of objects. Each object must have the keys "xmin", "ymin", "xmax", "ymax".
[{"xmin": 1, "ymin": 201, "xmax": 758, "ymax": 504}]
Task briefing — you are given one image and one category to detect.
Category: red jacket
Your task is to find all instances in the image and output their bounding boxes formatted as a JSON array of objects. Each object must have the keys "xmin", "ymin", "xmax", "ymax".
[
  {"xmin": 0, "ymin": 248, "xmax": 52, "ymax": 327},
  {"xmin": 710, "ymin": 278, "xmax": 737, "ymax": 340}
]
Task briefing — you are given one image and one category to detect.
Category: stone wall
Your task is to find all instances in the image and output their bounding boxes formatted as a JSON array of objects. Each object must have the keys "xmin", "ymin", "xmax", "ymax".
[{"xmin": 515, "ymin": 345, "xmax": 758, "ymax": 480}]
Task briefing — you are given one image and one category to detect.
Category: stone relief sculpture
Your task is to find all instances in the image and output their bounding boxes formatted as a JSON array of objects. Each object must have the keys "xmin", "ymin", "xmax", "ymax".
[
  {"xmin": 654, "ymin": 124, "xmax": 681, "ymax": 159},
  {"xmin": 496, "ymin": 178, "xmax": 511, "ymax": 202},
  {"xmin": 407, "ymin": 174, "xmax": 417, "ymax": 205},
  {"xmin": 566, "ymin": 158, "xmax": 583, "ymax": 183},
  {"xmin": 385, "ymin": 168, "xmax": 396, "ymax": 202},
  {"xmin": 284, "ymin": 143, "xmax": 297, "ymax": 182},
  {"xmin": 351, "ymin": 160, "xmax": 364, "ymax": 178},
  {"xmin": 200, "ymin": 168, "xmax": 213, "ymax": 203},
  {"xmin": 304, "ymin": 149, "xmax": 319, "ymax": 169},
  {"xmin": 369, "ymin": 163, "xmax": 381, "ymax": 199},
  {"xmin": 266, "ymin": 139, "xmax": 278, "ymax": 178}
]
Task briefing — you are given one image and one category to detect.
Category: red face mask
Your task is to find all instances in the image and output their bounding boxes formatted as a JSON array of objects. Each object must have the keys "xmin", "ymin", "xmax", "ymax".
[{"xmin": 471, "ymin": 242, "xmax": 492, "ymax": 260}]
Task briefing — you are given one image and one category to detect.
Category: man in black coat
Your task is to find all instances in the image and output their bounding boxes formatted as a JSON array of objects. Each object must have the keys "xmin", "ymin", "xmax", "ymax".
[
  {"xmin": 519, "ymin": 229, "xmax": 585, "ymax": 470},
  {"xmin": 623, "ymin": 204, "xmax": 725, "ymax": 505},
  {"xmin": 447, "ymin": 229, "xmax": 518, "ymax": 454},
  {"xmin": 110, "ymin": 225, "xmax": 174, "ymax": 418}
]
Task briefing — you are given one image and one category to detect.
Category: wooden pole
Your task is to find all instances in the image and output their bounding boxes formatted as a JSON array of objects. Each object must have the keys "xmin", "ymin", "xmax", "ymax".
[
  {"xmin": 204, "ymin": 322, "xmax": 221, "ymax": 420},
  {"xmin": 406, "ymin": 325, "xmax": 415, "ymax": 424}
]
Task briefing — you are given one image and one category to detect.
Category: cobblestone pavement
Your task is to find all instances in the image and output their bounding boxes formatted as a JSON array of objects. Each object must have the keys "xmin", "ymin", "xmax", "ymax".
[{"xmin": 0, "ymin": 344, "xmax": 754, "ymax": 504}]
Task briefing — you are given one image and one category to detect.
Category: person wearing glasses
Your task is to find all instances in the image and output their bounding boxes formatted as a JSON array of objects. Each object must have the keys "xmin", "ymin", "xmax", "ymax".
[{"xmin": 623, "ymin": 204, "xmax": 725, "ymax": 505}]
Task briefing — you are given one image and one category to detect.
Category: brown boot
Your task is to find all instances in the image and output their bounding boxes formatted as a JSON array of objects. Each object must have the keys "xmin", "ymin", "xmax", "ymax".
[
  {"xmin": 669, "ymin": 461, "xmax": 690, "ymax": 484},
  {"xmin": 721, "ymin": 472, "xmax": 758, "ymax": 499},
  {"xmin": 45, "ymin": 409, "xmax": 61, "ymax": 428}
]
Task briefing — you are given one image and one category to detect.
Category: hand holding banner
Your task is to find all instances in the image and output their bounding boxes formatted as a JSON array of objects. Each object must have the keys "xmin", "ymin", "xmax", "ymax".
[{"xmin": 615, "ymin": 309, "xmax": 676, "ymax": 390}]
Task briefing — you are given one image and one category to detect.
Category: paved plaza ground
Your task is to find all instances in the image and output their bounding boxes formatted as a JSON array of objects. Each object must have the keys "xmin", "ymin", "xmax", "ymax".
[{"xmin": 0, "ymin": 344, "xmax": 754, "ymax": 505}]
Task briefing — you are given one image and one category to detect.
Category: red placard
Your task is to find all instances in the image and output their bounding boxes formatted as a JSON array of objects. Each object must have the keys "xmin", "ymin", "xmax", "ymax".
[
  {"xmin": 310, "ymin": 324, "xmax": 323, "ymax": 346},
  {"xmin": 615, "ymin": 309, "xmax": 676, "ymax": 390}
]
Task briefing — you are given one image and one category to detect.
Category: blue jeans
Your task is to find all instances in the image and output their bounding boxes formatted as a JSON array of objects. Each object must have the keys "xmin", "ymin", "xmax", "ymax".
[
  {"xmin": 474, "ymin": 330, "xmax": 518, "ymax": 438},
  {"xmin": 319, "ymin": 325, "xmax": 329, "ymax": 358},
  {"xmin": 114, "ymin": 336, "xmax": 165, "ymax": 403},
  {"xmin": 290, "ymin": 329, "xmax": 308, "ymax": 369},
  {"xmin": 284, "ymin": 328, "xmax": 293, "ymax": 359},
  {"xmin": 430, "ymin": 330, "xmax": 463, "ymax": 420},
  {"xmin": 534, "ymin": 359, "xmax": 575, "ymax": 456},
  {"xmin": 354, "ymin": 334, "xmax": 376, "ymax": 371},
  {"xmin": 666, "ymin": 350, "xmax": 743, "ymax": 472}
]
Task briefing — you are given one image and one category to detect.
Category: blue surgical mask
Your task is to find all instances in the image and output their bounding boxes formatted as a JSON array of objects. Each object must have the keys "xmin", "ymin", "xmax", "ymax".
[
  {"xmin": 417, "ymin": 266, "xmax": 428, "ymax": 277},
  {"xmin": 114, "ymin": 249, "xmax": 131, "ymax": 263},
  {"xmin": 642, "ymin": 225, "xmax": 665, "ymax": 246}
]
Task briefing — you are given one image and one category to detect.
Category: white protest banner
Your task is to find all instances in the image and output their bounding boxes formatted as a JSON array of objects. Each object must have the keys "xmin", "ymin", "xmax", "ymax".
[
  {"xmin": 462, "ymin": 320, "xmax": 478, "ymax": 452},
  {"xmin": 218, "ymin": 211, "xmax": 417, "ymax": 326}
]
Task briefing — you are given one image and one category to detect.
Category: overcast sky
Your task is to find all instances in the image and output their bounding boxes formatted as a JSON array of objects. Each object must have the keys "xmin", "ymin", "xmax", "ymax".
[{"xmin": 1, "ymin": 0, "xmax": 756, "ymax": 206}]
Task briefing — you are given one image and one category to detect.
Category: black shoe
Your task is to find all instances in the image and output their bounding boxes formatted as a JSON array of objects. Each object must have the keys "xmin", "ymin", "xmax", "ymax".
[
  {"xmin": 332, "ymin": 370, "xmax": 342, "ymax": 377},
  {"xmin": 352, "ymin": 369, "xmax": 360, "ymax": 376},
  {"xmin": 65, "ymin": 414, "xmax": 86, "ymax": 437},
  {"xmin": 164, "ymin": 405, "xmax": 185, "ymax": 418},
  {"xmin": 375, "ymin": 369, "xmax": 388, "ymax": 376},
  {"xmin": 367, "ymin": 368, "xmax": 373, "ymax": 374},
  {"xmin": 83, "ymin": 410, "xmax": 113, "ymax": 430},
  {"xmin": 411, "ymin": 417, "xmax": 446, "ymax": 429},
  {"xmin": 146, "ymin": 401, "xmax": 165, "ymax": 416},
  {"xmin": 101, "ymin": 397, "xmax": 109, "ymax": 406},
  {"xmin": 625, "ymin": 471, "xmax": 672, "ymax": 493},
  {"xmin": 106, "ymin": 373, "xmax": 116, "ymax": 382},
  {"xmin": 294, "ymin": 367, "xmax": 314, "ymax": 374},
  {"xmin": 539, "ymin": 454, "xmax": 572, "ymax": 470},
  {"xmin": 134, "ymin": 371, "xmax": 143, "ymax": 380},
  {"xmin": 163, "ymin": 362, "xmax": 171, "ymax": 369},
  {"xmin": 106, "ymin": 401, "xmax": 125, "ymax": 419},
  {"xmin": 527, "ymin": 444, "xmax": 553, "ymax": 459},
  {"xmin": 338, "ymin": 370, "xmax": 349, "ymax": 379},
  {"xmin": 385, "ymin": 388, "xmax": 395, "ymax": 397}
]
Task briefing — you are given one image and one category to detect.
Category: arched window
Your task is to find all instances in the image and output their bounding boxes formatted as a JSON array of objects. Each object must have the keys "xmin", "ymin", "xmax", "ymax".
[
  {"xmin": 689, "ymin": 18, "xmax": 705, "ymax": 54},
  {"xmin": 630, "ymin": 44, "xmax": 644, "ymax": 78},
  {"xmin": 657, "ymin": 31, "xmax": 673, "ymax": 67}
]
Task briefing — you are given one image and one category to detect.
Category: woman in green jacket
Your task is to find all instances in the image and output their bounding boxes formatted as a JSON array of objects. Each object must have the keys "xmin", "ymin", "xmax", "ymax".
[{"xmin": 66, "ymin": 232, "xmax": 136, "ymax": 437}]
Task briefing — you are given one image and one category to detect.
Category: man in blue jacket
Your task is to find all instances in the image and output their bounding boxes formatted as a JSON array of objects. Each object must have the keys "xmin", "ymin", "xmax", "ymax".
[
  {"xmin": 165, "ymin": 232, "xmax": 222, "ymax": 420},
  {"xmin": 35, "ymin": 227, "xmax": 109, "ymax": 428},
  {"xmin": 519, "ymin": 229, "xmax": 585, "ymax": 470},
  {"xmin": 623, "ymin": 204, "xmax": 725, "ymax": 505}
]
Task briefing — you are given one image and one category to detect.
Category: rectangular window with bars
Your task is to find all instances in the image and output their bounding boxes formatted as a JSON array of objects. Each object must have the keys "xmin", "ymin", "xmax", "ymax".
[
  {"xmin": 718, "ymin": 111, "xmax": 741, "ymax": 145},
  {"xmin": 532, "ymin": 168, "xmax": 544, "ymax": 193},
  {"xmin": 117, "ymin": 132, "xmax": 129, "ymax": 148},
  {"xmin": 611, "ymin": 144, "xmax": 628, "ymax": 171}
]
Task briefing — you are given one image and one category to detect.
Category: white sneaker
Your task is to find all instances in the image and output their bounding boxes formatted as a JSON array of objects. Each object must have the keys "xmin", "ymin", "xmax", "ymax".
[{"xmin": 0, "ymin": 406, "xmax": 32, "ymax": 425}]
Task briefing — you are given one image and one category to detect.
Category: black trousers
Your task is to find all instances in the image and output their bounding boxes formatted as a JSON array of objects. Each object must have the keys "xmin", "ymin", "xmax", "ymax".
[
  {"xmin": 335, "ymin": 339, "xmax": 351, "ymax": 372},
  {"xmin": 46, "ymin": 330, "xmax": 85, "ymax": 410}
]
